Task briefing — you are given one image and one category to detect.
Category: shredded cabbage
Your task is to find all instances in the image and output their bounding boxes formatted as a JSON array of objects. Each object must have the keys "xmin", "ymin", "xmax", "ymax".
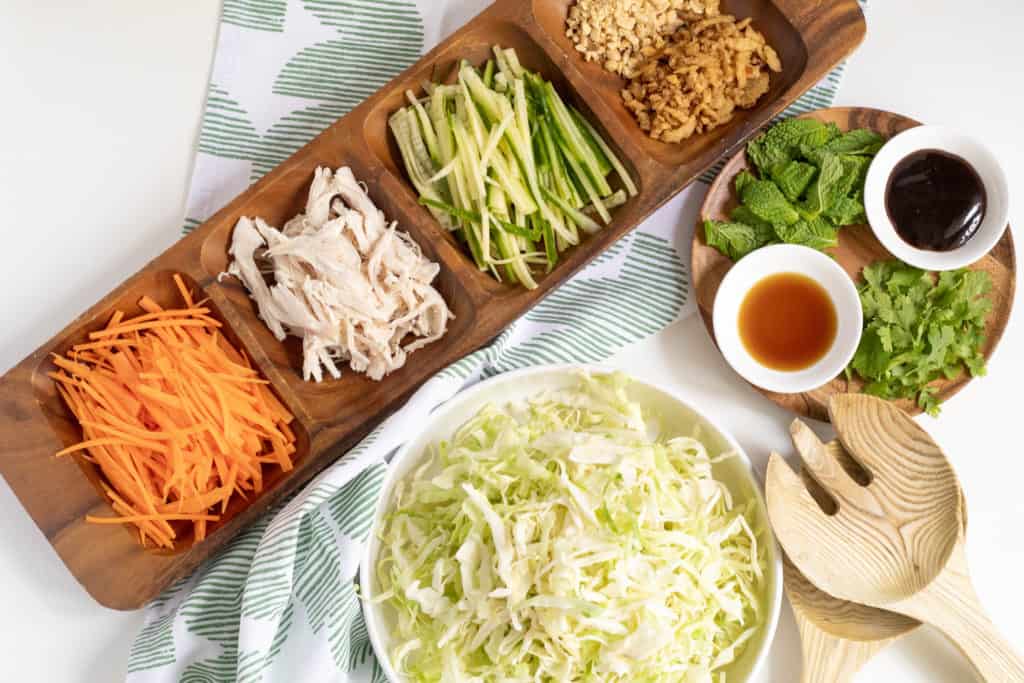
[{"xmin": 374, "ymin": 372, "xmax": 766, "ymax": 682}]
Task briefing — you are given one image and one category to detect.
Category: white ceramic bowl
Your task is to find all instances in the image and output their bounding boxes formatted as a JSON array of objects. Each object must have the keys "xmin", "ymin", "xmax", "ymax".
[
  {"xmin": 713, "ymin": 244, "xmax": 862, "ymax": 394},
  {"xmin": 360, "ymin": 365, "xmax": 783, "ymax": 683},
  {"xmin": 865, "ymin": 125, "xmax": 1010, "ymax": 271}
]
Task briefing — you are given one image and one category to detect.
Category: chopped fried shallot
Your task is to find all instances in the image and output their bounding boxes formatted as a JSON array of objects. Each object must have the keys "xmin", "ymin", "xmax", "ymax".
[{"xmin": 622, "ymin": 15, "xmax": 782, "ymax": 143}]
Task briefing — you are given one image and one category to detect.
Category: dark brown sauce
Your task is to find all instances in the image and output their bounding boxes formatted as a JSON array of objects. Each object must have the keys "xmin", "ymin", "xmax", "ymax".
[
  {"xmin": 739, "ymin": 273, "xmax": 837, "ymax": 372},
  {"xmin": 885, "ymin": 149, "xmax": 986, "ymax": 252}
]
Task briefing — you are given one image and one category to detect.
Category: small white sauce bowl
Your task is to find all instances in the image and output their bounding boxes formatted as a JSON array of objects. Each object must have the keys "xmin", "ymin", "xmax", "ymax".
[
  {"xmin": 360, "ymin": 365, "xmax": 783, "ymax": 683},
  {"xmin": 713, "ymin": 245, "xmax": 863, "ymax": 394},
  {"xmin": 864, "ymin": 126, "xmax": 1010, "ymax": 271}
]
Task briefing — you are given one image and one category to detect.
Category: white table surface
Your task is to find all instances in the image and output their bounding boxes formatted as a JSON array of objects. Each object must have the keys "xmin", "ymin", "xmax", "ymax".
[{"xmin": 1, "ymin": 1, "xmax": 1022, "ymax": 680}]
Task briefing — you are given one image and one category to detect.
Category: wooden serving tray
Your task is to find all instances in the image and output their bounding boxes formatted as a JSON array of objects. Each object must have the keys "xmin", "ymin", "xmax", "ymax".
[
  {"xmin": 0, "ymin": 0, "xmax": 865, "ymax": 609},
  {"xmin": 693, "ymin": 107, "xmax": 1016, "ymax": 422}
]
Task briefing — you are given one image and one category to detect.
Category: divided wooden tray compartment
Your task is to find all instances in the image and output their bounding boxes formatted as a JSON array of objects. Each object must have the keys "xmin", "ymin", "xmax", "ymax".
[
  {"xmin": 692, "ymin": 108, "xmax": 1017, "ymax": 421},
  {"xmin": 0, "ymin": 0, "xmax": 865, "ymax": 609}
]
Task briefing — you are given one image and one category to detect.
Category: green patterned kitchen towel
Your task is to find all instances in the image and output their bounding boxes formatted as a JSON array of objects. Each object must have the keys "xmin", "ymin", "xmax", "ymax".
[{"xmin": 127, "ymin": 1, "xmax": 864, "ymax": 680}]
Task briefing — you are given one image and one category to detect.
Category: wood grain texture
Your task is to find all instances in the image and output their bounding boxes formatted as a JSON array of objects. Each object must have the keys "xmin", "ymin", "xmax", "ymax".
[
  {"xmin": 0, "ymin": 0, "xmax": 866, "ymax": 609},
  {"xmin": 785, "ymin": 436, "xmax": 970, "ymax": 683},
  {"xmin": 693, "ymin": 107, "xmax": 1016, "ymax": 422},
  {"xmin": 769, "ymin": 394, "xmax": 1024, "ymax": 681},
  {"xmin": 790, "ymin": 579, "xmax": 898, "ymax": 683}
]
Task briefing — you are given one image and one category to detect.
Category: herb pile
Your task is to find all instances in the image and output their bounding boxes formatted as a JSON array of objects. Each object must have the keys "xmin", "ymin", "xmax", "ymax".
[
  {"xmin": 847, "ymin": 261, "xmax": 992, "ymax": 416},
  {"xmin": 704, "ymin": 118, "xmax": 884, "ymax": 260}
]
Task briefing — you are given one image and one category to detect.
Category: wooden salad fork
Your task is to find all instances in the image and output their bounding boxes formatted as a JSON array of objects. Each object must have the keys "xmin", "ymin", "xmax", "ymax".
[
  {"xmin": 781, "ymin": 432, "xmax": 968, "ymax": 683},
  {"xmin": 767, "ymin": 394, "xmax": 1024, "ymax": 681},
  {"xmin": 783, "ymin": 435, "xmax": 916, "ymax": 683}
]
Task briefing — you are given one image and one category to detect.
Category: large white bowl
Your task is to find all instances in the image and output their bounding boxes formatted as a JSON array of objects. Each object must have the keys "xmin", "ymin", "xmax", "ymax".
[
  {"xmin": 359, "ymin": 364, "xmax": 784, "ymax": 683},
  {"xmin": 864, "ymin": 125, "xmax": 1010, "ymax": 271}
]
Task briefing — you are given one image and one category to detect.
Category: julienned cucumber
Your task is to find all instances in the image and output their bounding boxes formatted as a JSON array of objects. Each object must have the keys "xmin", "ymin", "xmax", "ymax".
[{"xmin": 390, "ymin": 46, "xmax": 637, "ymax": 289}]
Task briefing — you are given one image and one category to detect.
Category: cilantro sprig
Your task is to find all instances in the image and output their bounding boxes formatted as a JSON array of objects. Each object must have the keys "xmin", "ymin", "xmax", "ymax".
[
  {"xmin": 847, "ymin": 261, "xmax": 992, "ymax": 416},
  {"xmin": 704, "ymin": 118, "xmax": 884, "ymax": 260}
]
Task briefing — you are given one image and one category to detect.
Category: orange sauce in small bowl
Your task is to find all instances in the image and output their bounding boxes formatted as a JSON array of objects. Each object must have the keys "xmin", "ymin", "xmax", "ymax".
[{"xmin": 738, "ymin": 273, "xmax": 837, "ymax": 372}]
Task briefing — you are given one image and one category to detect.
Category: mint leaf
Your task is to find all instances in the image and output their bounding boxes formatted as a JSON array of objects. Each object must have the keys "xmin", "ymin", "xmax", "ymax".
[
  {"xmin": 800, "ymin": 153, "xmax": 846, "ymax": 216},
  {"xmin": 802, "ymin": 129, "xmax": 885, "ymax": 164},
  {"xmin": 803, "ymin": 121, "xmax": 842, "ymax": 149},
  {"xmin": 772, "ymin": 160, "xmax": 817, "ymax": 202},
  {"xmin": 730, "ymin": 205, "xmax": 774, "ymax": 231},
  {"xmin": 824, "ymin": 195, "xmax": 866, "ymax": 226},
  {"xmin": 741, "ymin": 180, "xmax": 801, "ymax": 225},
  {"xmin": 734, "ymin": 170, "xmax": 757, "ymax": 197},
  {"xmin": 703, "ymin": 220, "xmax": 775, "ymax": 261},
  {"xmin": 774, "ymin": 215, "xmax": 839, "ymax": 251},
  {"xmin": 746, "ymin": 119, "xmax": 832, "ymax": 177},
  {"xmin": 837, "ymin": 155, "xmax": 872, "ymax": 197},
  {"xmin": 826, "ymin": 129, "xmax": 885, "ymax": 155}
]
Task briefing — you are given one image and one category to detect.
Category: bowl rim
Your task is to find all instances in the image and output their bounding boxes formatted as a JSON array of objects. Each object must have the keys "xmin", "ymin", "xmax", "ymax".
[
  {"xmin": 864, "ymin": 125, "xmax": 1010, "ymax": 271},
  {"xmin": 712, "ymin": 244, "xmax": 864, "ymax": 394},
  {"xmin": 358, "ymin": 363, "xmax": 784, "ymax": 683}
]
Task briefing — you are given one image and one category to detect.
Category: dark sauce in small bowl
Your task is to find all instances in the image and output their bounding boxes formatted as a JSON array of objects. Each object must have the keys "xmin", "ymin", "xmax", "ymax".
[{"xmin": 885, "ymin": 149, "xmax": 987, "ymax": 252}]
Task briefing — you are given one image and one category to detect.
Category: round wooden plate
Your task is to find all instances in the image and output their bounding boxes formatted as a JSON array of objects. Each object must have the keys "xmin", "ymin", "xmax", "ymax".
[{"xmin": 692, "ymin": 107, "xmax": 1016, "ymax": 422}]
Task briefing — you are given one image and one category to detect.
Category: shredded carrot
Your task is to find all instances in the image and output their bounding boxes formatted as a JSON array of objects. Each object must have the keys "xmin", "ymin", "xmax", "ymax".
[
  {"xmin": 86, "ymin": 513, "xmax": 220, "ymax": 524},
  {"xmin": 52, "ymin": 274, "xmax": 298, "ymax": 549}
]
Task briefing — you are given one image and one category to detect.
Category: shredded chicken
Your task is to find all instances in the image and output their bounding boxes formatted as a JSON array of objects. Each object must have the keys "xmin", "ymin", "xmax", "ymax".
[{"xmin": 225, "ymin": 166, "xmax": 452, "ymax": 382}]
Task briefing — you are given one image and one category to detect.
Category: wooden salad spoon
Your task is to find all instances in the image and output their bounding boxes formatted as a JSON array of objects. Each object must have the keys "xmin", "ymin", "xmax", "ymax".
[
  {"xmin": 782, "ymin": 428, "xmax": 967, "ymax": 683},
  {"xmin": 767, "ymin": 394, "xmax": 1024, "ymax": 681}
]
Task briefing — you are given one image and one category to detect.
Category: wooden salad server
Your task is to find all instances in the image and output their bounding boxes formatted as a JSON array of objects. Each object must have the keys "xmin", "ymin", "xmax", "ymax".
[
  {"xmin": 767, "ymin": 394, "xmax": 1024, "ymax": 681},
  {"xmin": 785, "ymin": 553, "xmax": 916, "ymax": 683},
  {"xmin": 782, "ymin": 430, "xmax": 967, "ymax": 683}
]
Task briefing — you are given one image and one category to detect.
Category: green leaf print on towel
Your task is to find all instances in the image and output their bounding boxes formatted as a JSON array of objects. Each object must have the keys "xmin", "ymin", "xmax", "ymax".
[{"xmin": 222, "ymin": 0, "xmax": 288, "ymax": 32}]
